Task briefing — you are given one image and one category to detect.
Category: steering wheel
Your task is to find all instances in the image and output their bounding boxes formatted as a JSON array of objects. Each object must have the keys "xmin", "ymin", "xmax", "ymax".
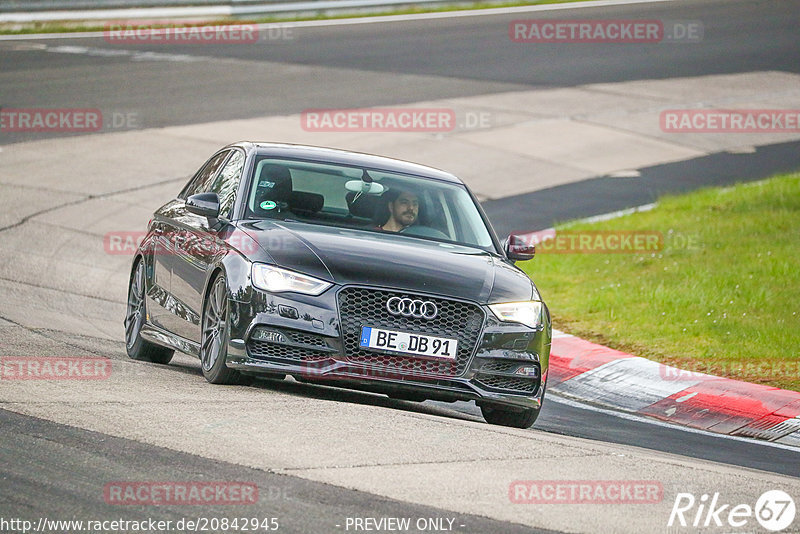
[{"xmin": 399, "ymin": 225, "xmax": 449, "ymax": 239}]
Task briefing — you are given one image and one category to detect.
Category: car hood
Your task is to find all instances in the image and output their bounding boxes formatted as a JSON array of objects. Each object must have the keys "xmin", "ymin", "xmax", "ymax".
[{"xmin": 238, "ymin": 221, "xmax": 535, "ymax": 303}]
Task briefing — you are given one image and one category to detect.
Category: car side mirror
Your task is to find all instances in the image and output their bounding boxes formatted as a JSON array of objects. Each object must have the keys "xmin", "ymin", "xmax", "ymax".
[
  {"xmin": 505, "ymin": 233, "xmax": 535, "ymax": 261},
  {"xmin": 186, "ymin": 192, "xmax": 221, "ymax": 219}
]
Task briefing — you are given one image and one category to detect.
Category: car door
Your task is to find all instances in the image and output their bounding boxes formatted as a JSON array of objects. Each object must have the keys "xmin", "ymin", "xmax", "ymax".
[
  {"xmin": 147, "ymin": 200, "xmax": 186, "ymax": 333},
  {"xmin": 155, "ymin": 149, "xmax": 231, "ymax": 340},
  {"xmin": 169, "ymin": 149, "xmax": 246, "ymax": 343}
]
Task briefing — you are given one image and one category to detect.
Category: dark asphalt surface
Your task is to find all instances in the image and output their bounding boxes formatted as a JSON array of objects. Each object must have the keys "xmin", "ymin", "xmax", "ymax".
[
  {"xmin": 1, "ymin": 0, "xmax": 799, "ymax": 142},
  {"xmin": 1, "ymin": 0, "xmax": 800, "ymax": 529},
  {"xmin": 424, "ymin": 395, "xmax": 800, "ymax": 478},
  {"xmin": 529, "ymin": 398, "xmax": 800, "ymax": 477}
]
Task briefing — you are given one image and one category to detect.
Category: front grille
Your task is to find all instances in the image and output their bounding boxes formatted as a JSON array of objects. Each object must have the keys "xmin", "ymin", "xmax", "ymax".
[
  {"xmin": 474, "ymin": 374, "xmax": 538, "ymax": 395},
  {"xmin": 283, "ymin": 331, "xmax": 330, "ymax": 348},
  {"xmin": 338, "ymin": 287, "xmax": 485, "ymax": 378},
  {"xmin": 480, "ymin": 360, "xmax": 522, "ymax": 373},
  {"xmin": 247, "ymin": 340, "xmax": 331, "ymax": 362}
]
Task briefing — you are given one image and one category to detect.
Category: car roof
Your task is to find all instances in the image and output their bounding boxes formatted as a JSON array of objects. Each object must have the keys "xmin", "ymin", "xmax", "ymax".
[{"xmin": 229, "ymin": 142, "xmax": 464, "ymax": 184}]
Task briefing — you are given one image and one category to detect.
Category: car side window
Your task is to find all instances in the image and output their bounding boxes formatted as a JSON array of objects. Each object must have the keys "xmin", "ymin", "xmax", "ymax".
[
  {"xmin": 179, "ymin": 150, "xmax": 230, "ymax": 199},
  {"xmin": 209, "ymin": 150, "xmax": 245, "ymax": 219}
]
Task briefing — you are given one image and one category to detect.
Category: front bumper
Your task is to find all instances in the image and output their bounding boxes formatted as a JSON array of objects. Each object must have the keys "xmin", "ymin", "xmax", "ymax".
[{"xmin": 225, "ymin": 285, "xmax": 550, "ymax": 410}]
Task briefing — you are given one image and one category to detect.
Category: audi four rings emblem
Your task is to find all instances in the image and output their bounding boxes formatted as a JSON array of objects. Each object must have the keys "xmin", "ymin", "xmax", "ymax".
[{"xmin": 386, "ymin": 297, "xmax": 438, "ymax": 319}]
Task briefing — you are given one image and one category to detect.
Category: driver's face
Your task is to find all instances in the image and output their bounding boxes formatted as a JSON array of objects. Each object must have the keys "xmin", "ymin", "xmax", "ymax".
[{"xmin": 390, "ymin": 192, "xmax": 419, "ymax": 226}]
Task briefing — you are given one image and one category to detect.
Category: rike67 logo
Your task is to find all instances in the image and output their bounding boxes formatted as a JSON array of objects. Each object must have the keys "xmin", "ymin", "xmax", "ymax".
[{"xmin": 668, "ymin": 490, "xmax": 796, "ymax": 532}]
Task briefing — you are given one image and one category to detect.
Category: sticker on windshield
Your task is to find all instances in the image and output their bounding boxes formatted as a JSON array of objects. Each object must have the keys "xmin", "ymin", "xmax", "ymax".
[
  {"xmin": 260, "ymin": 201, "xmax": 277, "ymax": 210},
  {"xmin": 259, "ymin": 180, "xmax": 275, "ymax": 188}
]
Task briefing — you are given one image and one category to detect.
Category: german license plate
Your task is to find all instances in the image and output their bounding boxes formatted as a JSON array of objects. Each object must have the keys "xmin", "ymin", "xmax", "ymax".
[{"xmin": 359, "ymin": 327, "xmax": 458, "ymax": 360}]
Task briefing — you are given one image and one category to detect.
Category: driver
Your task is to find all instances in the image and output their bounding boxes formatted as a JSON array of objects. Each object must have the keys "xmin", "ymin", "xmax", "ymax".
[{"xmin": 378, "ymin": 189, "xmax": 419, "ymax": 232}]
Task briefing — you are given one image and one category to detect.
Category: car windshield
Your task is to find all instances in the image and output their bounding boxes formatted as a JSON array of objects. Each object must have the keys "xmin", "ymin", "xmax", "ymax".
[{"xmin": 244, "ymin": 157, "xmax": 496, "ymax": 251}]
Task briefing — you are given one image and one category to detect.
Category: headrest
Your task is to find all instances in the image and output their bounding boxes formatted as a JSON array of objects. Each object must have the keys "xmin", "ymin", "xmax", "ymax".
[{"xmin": 346, "ymin": 191, "xmax": 381, "ymax": 220}]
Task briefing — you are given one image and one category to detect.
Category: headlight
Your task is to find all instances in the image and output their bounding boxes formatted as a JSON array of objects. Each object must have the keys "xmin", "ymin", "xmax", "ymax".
[
  {"xmin": 251, "ymin": 263, "xmax": 332, "ymax": 295},
  {"xmin": 488, "ymin": 301, "xmax": 543, "ymax": 329}
]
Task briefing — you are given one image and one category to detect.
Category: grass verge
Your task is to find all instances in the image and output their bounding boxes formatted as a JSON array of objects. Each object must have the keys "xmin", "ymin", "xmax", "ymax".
[{"xmin": 519, "ymin": 172, "xmax": 800, "ymax": 391}]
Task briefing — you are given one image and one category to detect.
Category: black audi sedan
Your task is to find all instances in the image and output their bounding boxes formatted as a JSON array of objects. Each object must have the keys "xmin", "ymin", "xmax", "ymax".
[{"xmin": 125, "ymin": 142, "xmax": 551, "ymax": 428}]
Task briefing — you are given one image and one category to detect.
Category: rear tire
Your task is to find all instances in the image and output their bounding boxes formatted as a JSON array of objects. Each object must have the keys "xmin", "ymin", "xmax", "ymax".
[
  {"xmin": 480, "ymin": 403, "xmax": 540, "ymax": 429},
  {"xmin": 200, "ymin": 272, "xmax": 249, "ymax": 385},
  {"xmin": 125, "ymin": 259, "xmax": 174, "ymax": 364}
]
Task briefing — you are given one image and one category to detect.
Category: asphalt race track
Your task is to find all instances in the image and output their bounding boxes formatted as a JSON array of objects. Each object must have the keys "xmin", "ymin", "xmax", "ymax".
[
  {"xmin": 1, "ymin": 0, "xmax": 800, "ymax": 532},
  {"xmin": 2, "ymin": 0, "xmax": 800, "ymax": 141}
]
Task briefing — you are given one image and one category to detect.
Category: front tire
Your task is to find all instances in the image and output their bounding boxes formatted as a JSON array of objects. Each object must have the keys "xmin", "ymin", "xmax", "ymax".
[
  {"xmin": 200, "ymin": 272, "xmax": 250, "ymax": 385},
  {"xmin": 125, "ymin": 259, "xmax": 174, "ymax": 364},
  {"xmin": 480, "ymin": 403, "xmax": 540, "ymax": 429}
]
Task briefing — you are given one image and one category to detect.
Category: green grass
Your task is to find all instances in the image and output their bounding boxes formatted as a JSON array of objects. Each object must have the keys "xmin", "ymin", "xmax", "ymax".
[
  {"xmin": 0, "ymin": 0, "xmax": 593, "ymax": 35},
  {"xmin": 520, "ymin": 172, "xmax": 800, "ymax": 391}
]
